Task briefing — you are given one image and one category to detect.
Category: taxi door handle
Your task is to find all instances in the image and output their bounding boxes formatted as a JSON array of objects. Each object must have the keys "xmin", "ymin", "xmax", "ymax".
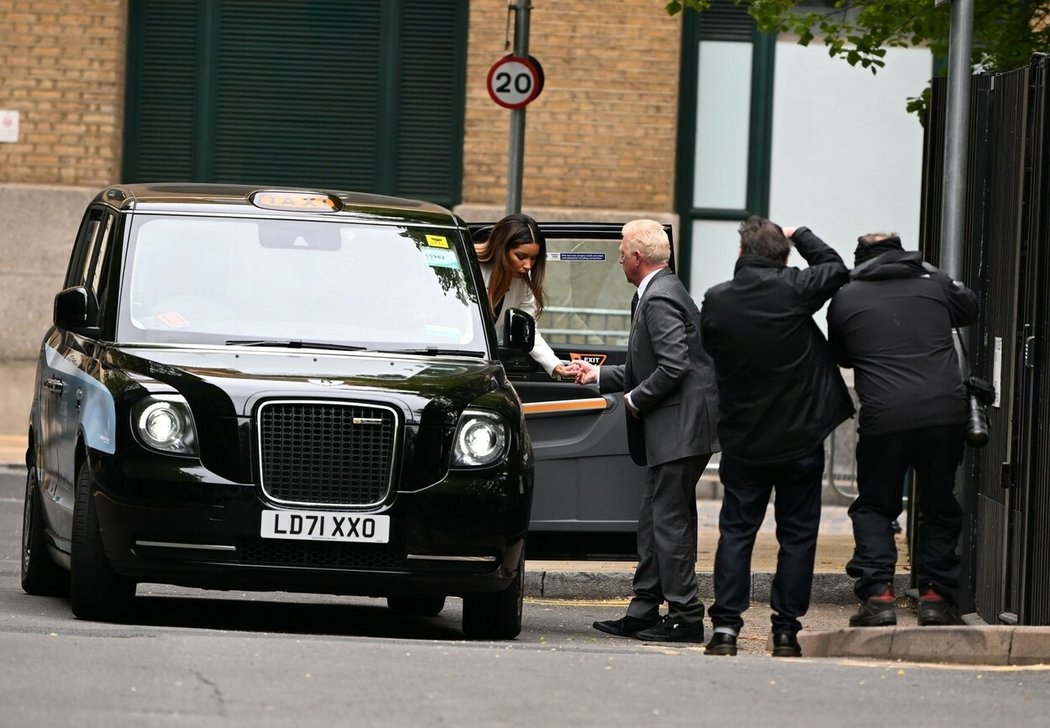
[{"xmin": 45, "ymin": 377, "xmax": 65, "ymax": 393}]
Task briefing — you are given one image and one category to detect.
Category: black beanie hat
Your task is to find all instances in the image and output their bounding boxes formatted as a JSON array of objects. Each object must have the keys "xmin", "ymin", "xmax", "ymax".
[{"xmin": 854, "ymin": 234, "xmax": 903, "ymax": 266}]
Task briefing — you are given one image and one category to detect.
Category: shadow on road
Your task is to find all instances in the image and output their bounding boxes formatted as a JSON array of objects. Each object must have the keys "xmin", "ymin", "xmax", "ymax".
[
  {"xmin": 135, "ymin": 592, "xmax": 471, "ymax": 640},
  {"xmin": 18, "ymin": 588, "xmax": 473, "ymax": 641}
]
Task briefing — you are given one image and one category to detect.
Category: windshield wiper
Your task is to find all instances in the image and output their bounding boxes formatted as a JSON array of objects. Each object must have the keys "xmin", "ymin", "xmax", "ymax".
[
  {"xmin": 225, "ymin": 339, "xmax": 367, "ymax": 352},
  {"xmin": 376, "ymin": 348, "xmax": 485, "ymax": 357}
]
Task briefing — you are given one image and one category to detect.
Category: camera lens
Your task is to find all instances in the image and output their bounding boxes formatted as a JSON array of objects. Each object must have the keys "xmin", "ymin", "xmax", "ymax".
[{"xmin": 966, "ymin": 394, "xmax": 989, "ymax": 447}]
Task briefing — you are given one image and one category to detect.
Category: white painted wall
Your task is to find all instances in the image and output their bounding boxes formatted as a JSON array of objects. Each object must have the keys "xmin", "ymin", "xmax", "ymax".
[
  {"xmin": 689, "ymin": 42, "xmax": 933, "ymax": 309},
  {"xmin": 769, "ymin": 43, "xmax": 933, "ymax": 263}
]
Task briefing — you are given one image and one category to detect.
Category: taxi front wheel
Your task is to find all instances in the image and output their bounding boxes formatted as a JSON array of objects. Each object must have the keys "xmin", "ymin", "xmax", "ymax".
[
  {"xmin": 70, "ymin": 461, "xmax": 136, "ymax": 622},
  {"xmin": 461, "ymin": 550, "xmax": 524, "ymax": 640},
  {"xmin": 21, "ymin": 465, "xmax": 69, "ymax": 597}
]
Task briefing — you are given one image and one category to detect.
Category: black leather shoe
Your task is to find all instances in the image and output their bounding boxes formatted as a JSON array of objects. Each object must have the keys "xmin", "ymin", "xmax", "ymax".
[
  {"xmin": 635, "ymin": 616, "xmax": 704, "ymax": 643},
  {"xmin": 918, "ymin": 588, "xmax": 963, "ymax": 626},
  {"xmin": 771, "ymin": 632, "xmax": 801, "ymax": 657},
  {"xmin": 592, "ymin": 615, "xmax": 660, "ymax": 637},
  {"xmin": 849, "ymin": 585, "xmax": 897, "ymax": 627},
  {"xmin": 704, "ymin": 632, "xmax": 738, "ymax": 656}
]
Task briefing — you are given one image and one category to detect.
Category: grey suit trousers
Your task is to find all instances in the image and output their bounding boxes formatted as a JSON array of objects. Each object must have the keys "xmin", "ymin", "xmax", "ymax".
[{"xmin": 626, "ymin": 453, "xmax": 711, "ymax": 624}]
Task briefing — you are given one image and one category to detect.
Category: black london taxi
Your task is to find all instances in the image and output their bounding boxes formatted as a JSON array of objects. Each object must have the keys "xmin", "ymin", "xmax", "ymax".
[{"xmin": 21, "ymin": 184, "xmax": 538, "ymax": 639}]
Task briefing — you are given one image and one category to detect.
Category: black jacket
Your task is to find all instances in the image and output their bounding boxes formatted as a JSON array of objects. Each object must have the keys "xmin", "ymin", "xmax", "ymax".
[
  {"xmin": 827, "ymin": 250, "xmax": 979, "ymax": 436},
  {"xmin": 700, "ymin": 227, "xmax": 854, "ymax": 465}
]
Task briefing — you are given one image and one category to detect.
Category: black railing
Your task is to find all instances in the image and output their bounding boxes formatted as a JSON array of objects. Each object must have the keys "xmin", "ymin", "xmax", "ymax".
[{"xmin": 921, "ymin": 55, "xmax": 1050, "ymax": 624}]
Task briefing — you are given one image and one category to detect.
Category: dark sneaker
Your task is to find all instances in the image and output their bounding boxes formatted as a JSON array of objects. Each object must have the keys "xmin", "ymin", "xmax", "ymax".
[
  {"xmin": 704, "ymin": 632, "xmax": 738, "ymax": 656},
  {"xmin": 918, "ymin": 588, "xmax": 963, "ymax": 626},
  {"xmin": 771, "ymin": 632, "xmax": 802, "ymax": 657},
  {"xmin": 635, "ymin": 615, "xmax": 704, "ymax": 643},
  {"xmin": 849, "ymin": 585, "xmax": 897, "ymax": 627},
  {"xmin": 592, "ymin": 614, "xmax": 660, "ymax": 637}
]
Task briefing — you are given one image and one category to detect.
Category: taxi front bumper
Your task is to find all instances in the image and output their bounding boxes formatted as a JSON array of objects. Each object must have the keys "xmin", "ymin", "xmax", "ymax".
[{"xmin": 87, "ymin": 450, "xmax": 531, "ymax": 598}]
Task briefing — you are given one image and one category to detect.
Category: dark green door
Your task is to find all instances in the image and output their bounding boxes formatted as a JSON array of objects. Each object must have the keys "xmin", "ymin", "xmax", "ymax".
[{"xmin": 123, "ymin": 0, "xmax": 467, "ymax": 208}]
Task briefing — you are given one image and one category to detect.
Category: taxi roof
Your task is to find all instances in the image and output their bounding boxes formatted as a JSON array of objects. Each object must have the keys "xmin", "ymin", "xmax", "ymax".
[{"xmin": 93, "ymin": 183, "xmax": 461, "ymax": 227}]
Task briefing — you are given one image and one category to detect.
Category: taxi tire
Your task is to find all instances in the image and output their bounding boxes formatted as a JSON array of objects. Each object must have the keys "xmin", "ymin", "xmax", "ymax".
[
  {"xmin": 70, "ymin": 461, "xmax": 136, "ymax": 622},
  {"xmin": 21, "ymin": 465, "xmax": 69, "ymax": 597},
  {"xmin": 387, "ymin": 595, "xmax": 446, "ymax": 617},
  {"xmin": 461, "ymin": 550, "xmax": 524, "ymax": 640}
]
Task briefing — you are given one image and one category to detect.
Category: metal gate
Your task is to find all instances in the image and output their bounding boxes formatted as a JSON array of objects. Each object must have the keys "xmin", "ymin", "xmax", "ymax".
[{"xmin": 921, "ymin": 55, "xmax": 1050, "ymax": 624}]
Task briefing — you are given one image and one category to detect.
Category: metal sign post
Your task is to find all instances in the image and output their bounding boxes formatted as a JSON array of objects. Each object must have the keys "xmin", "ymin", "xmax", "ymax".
[
  {"xmin": 936, "ymin": 0, "xmax": 977, "ymax": 615},
  {"xmin": 506, "ymin": 0, "xmax": 531, "ymax": 215},
  {"xmin": 939, "ymin": 0, "xmax": 974, "ymax": 281}
]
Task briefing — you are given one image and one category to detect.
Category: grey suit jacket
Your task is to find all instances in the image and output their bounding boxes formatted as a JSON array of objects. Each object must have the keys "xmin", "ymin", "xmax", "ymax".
[{"xmin": 600, "ymin": 268, "xmax": 720, "ymax": 467}]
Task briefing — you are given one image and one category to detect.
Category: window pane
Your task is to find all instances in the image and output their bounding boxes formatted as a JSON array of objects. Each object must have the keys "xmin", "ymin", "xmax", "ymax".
[
  {"xmin": 689, "ymin": 219, "xmax": 741, "ymax": 301},
  {"xmin": 540, "ymin": 237, "xmax": 635, "ymax": 348},
  {"xmin": 694, "ymin": 41, "xmax": 753, "ymax": 210}
]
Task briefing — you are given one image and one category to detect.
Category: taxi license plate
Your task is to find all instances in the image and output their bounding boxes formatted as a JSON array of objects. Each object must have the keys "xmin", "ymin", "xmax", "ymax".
[{"xmin": 260, "ymin": 510, "xmax": 390, "ymax": 543}]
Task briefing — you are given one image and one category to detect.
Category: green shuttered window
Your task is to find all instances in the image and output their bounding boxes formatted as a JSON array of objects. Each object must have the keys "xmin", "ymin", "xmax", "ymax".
[{"xmin": 123, "ymin": 1, "xmax": 466, "ymax": 207}]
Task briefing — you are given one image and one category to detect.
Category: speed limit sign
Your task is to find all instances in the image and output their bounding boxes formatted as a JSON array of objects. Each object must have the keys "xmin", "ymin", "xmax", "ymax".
[{"xmin": 486, "ymin": 55, "xmax": 543, "ymax": 110}]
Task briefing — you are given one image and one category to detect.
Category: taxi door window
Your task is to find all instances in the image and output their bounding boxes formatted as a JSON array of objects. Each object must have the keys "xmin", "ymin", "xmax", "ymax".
[
  {"xmin": 64, "ymin": 208, "xmax": 107, "ymax": 288},
  {"xmin": 64, "ymin": 208, "xmax": 115, "ymax": 292},
  {"xmin": 89, "ymin": 213, "xmax": 118, "ymax": 334},
  {"xmin": 88, "ymin": 213, "xmax": 115, "ymax": 296},
  {"xmin": 540, "ymin": 236, "xmax": 635, "ymax": 348}
]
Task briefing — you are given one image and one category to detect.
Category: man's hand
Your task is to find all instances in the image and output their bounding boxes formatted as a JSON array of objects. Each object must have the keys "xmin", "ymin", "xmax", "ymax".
[
  {"xmin": 782, "ymin": 226, "xmax": 798, "ymax": 240},
  {"xmin": 573, "ymin": 359, "xmax": 598, "ymax": 385},
  {"xmin": 624, "ymin": 392, "xmax": 640, "ymax": 418}
]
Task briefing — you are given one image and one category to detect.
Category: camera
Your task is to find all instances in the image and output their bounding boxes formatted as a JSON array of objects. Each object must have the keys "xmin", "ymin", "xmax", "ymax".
[{"xmin": 964, "ymin": 376, "xmax": 996, "ymax": 448}]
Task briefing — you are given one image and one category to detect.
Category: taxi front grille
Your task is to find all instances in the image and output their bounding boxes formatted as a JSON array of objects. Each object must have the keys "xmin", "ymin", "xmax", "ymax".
[{"xmin": 257, "ymin": 400, "xmax": 399, "ymax": 507}]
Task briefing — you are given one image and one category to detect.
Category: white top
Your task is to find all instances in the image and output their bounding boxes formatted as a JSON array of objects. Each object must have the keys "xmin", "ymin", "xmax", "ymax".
[{"xmin": 479, "ymin": 262, "xmax": 563, "ymax": 376}]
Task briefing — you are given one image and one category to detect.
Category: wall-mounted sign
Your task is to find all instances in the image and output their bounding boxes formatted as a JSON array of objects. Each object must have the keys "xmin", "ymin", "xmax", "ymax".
[{"xmin": 0, "ymin": 110, "xmax": 19, "ymax": 143}]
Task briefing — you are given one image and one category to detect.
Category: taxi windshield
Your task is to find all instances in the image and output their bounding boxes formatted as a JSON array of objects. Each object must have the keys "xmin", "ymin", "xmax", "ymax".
[{"xmin": 117, "ymin": 215, "xmax": 486, "ymax": 352}]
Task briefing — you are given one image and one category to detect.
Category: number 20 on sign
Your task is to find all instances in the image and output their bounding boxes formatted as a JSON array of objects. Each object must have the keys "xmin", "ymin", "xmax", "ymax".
[{"xmin": 486, "ymin": 55, "xmax": 542, "ymax": 110}]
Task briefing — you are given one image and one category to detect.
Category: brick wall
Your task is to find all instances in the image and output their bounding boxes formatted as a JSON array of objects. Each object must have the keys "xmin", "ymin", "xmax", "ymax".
[
  {"xmin": 464, "ymin": 2, "xmax": 682, "ymax": 214},
  {"xmin": 1, "ymin": 1, "xmax": 681, "ymax": 212},
  {"xmin": 0, "ymin": 0, "xmax": 127, "ymax": 186}
]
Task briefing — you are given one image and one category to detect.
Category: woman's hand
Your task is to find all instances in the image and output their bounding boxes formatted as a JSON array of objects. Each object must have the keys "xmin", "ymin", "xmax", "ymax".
[{"xmin": 552, "ymin": 363, "xmax": 577, "ymax": 380}]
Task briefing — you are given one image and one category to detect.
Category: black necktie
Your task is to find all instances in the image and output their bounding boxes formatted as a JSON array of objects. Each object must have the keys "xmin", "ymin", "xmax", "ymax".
[{"xmin": 630, "ymin": 291, "xmax": 639, "ymax": 321}]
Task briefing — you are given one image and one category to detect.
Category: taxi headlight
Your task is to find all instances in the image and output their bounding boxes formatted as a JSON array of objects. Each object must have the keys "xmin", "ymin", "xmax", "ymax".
[
  {"xmin": 132, "ymin": 396, "xmax": 199, "ymax": 457},
  {"xmin": 451, "ymin": 410, "xmax": 508, "ymax": 467}
]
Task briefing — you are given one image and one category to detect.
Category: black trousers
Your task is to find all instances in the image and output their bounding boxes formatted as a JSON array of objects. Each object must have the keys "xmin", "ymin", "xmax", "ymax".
[
  {"xmin": 708, "ymin": 445, "xmax": 824, "ymax": 636},
  {"xmin": 847, "ymin": 424, "xmax": 965, "ymax": 599},
  {"xmin": 625, "ymin": 453, "xmax": 711, "ymax": 625}
]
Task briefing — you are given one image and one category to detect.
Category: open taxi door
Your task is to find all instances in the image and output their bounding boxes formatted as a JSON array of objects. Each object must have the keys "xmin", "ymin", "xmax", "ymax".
[{"xmin": 469, "ymin": 222, "xmax": 676, "ymax": 557}]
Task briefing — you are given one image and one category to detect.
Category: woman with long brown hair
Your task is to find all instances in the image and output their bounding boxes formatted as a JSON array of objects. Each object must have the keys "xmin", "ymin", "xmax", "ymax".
[{"xmin": 474, "ymin": 213, "xmax": 575, "ymax": 379}]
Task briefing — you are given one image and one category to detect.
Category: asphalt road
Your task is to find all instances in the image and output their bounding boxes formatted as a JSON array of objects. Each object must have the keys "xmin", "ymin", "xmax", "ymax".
[{"xmin": 1, "ymin": 466, "xmax": 1048, "ymax": 727}]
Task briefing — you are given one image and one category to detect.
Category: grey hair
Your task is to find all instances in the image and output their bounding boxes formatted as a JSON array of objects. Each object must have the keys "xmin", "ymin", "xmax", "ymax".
[{"xmin": 621, "ymin": 219, "xmax": 670, "ymax": 264}]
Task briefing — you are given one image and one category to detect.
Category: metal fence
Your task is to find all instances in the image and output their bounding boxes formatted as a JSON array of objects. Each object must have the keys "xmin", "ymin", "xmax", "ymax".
[{"xmin": 921, "ymin": 55, "xmax": 1050, "ymax": 624}]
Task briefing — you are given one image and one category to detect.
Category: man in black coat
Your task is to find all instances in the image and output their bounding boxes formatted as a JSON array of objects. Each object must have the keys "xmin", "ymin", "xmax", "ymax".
[
  {"xmin": 827, "ymin": 232, "xmax": 978, "ymax": 627},
  {"xmin": 700, "ymin": 217, "xmax": 854, "ymax": 657},
  {"xmin": 575, "ymin": 219, "xmax": 720, "ymax": 643}
]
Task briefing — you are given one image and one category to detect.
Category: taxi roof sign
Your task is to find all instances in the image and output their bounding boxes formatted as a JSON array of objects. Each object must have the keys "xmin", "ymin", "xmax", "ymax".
[{"xmin": 251, "ymin": 190, "xmax": 342, "ymax": 212}]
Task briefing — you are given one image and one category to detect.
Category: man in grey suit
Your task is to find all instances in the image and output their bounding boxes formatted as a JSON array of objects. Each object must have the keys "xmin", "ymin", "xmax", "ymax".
[{"xmin": 574, "ymin": 219, "xmax": 720, "ymax": 643}]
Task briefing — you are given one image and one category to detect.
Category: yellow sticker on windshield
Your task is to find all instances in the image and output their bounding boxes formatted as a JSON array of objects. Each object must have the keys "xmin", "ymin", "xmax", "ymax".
[{"xmin": 425, "ymin": 235, "xmax": 449, "ymax": 248}]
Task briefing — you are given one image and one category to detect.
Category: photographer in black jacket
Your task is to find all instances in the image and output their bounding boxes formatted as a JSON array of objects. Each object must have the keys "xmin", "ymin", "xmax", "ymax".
[{"xmin": 827, "ymin": 232, "xmax": 978, "ymax": 627}]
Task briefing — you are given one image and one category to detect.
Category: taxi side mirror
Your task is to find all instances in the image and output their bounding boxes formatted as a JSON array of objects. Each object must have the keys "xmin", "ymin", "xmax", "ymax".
[
  {"xmin": 54, "ymin": 286, "xmax": 101, "ymax": 336},
  {"xmin": 502, "ymin": 307, "xmax": 535, "ymax": 353}
]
